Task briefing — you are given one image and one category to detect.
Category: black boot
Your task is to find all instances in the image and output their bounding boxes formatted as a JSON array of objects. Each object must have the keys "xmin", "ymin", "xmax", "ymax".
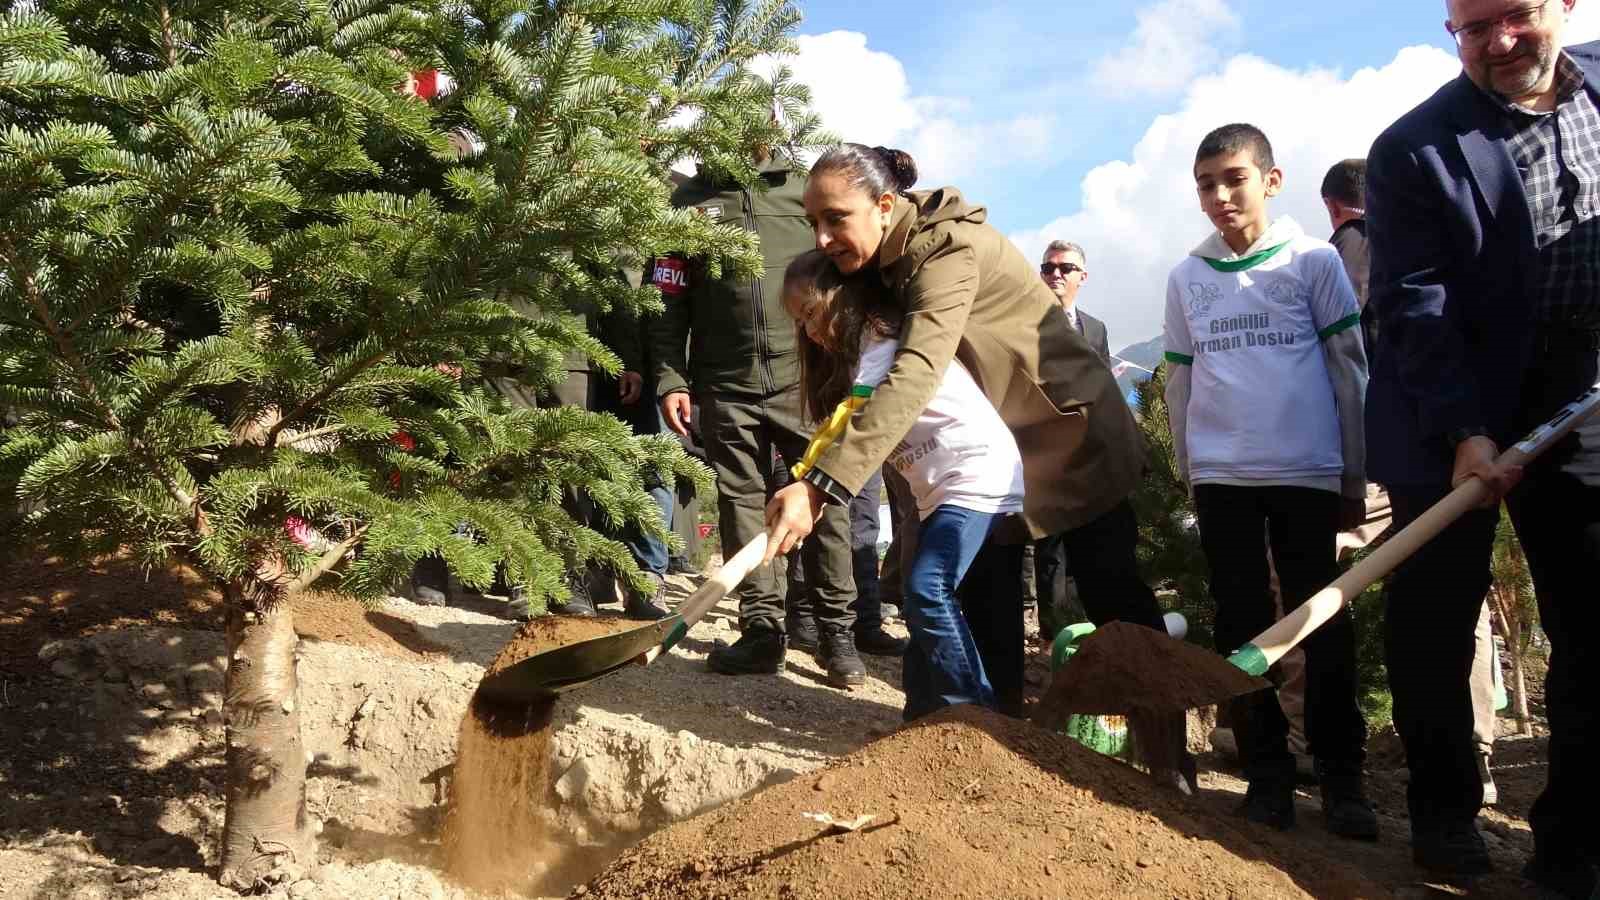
[
  {"xmin": 854, "ymin": 624, "xmax": 908, "ymax": 656},
  {"xmin": 624, "ymin": 572, "xmax": 672, "ymax": 621},
  {"xmin": 1413, "ymin": 821, "xmax": 1493, "ymax": 875},
  {"xmin": 1521, "ymin": 854, "xmax": 1596, "ymax": 899},
  {"xmin": 549, "ymin": 576, "xmax": 597, "ymax": 617},
  {"xmin": 786, "ymin": 613, "xmax": 820, "ymax": 652},
  {"xmin": 1320, "ymin": 773, "xmax": 1379, "ymax": 841},
  {"xmin": 708, "ymin": 626, "xmax": 786, "ymax": 675},
  {"xmin": 410, "ymin": 556, "xmax": 452, "ymax": 606},
  {"xmin": 1237, "ymin": 768, "xmax": 1296, "ymax": 831},
  {"xmin": 816, "ymin": 627, "xmax": 866, "ymax": 689}
]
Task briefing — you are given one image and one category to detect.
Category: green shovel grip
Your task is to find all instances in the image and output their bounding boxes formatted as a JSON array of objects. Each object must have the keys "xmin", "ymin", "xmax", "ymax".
[{"xmin": 1227, "ymin": 642, "xmax": 1270, "ymax": 677}]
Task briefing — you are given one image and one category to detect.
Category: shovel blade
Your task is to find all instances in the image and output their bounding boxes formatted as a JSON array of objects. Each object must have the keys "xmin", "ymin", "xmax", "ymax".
[
  {"xmin": 1034, "ymin": 621, "xmax": 1271, "ymax": 725},
  {"xmin": 475, "ymin": 615, "xmax": 683, "ymax": 704}
]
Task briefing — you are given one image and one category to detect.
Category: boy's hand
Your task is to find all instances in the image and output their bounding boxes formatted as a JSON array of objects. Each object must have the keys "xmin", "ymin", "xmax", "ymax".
[
  {"xmin": 1339, "ymin": 497, "xmax": 1367, "ymax": 532},
  {"xmin": 1451, "ymin": 435, "xmax": 1522, "ymax": 508}
]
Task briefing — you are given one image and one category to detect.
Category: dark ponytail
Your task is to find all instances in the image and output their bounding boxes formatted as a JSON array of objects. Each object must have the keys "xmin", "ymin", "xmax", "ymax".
[{"xmin": 811, "ymin": 143, "xmax": 919, "ymax": 199}]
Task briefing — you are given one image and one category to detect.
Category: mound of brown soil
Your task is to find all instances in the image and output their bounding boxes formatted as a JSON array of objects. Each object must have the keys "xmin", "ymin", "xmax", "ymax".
[
  {"xmin": 1038, "ymin": 621, "xmax": 1269, "ymax": 718},
  {"xmin": 483, "ymin": 615, "xmax": 643, "ymax": 678},
  {"xmin": 582, "ymin": 705, "xmax": 1385, "ymax": 900}
]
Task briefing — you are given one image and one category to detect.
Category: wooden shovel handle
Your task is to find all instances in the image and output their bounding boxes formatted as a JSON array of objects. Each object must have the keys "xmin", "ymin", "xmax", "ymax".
[
  {"xmin": 655, "ymin": 533, "xmax": 770, "ymax": 655},
  {"xmin": 1231, "ymin": 380, "xmax": 1600, "ymax": 675}
]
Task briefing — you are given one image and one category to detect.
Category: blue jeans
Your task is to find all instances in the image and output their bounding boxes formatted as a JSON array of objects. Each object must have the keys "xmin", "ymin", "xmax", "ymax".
[
  {"xmin": 623, "ymin": 483, "xmax": 675, "ymax": 576},
  {"xmin": 902, "ymin": 505, "xmax": 998, "ymax": 721}
]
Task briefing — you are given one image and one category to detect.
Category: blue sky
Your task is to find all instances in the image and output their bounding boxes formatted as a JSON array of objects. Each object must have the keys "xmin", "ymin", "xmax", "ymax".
[
  {"xmin": 793, "ymin": 0, "xmax": 1455, "ymax": 232},
  {"xmin": 773, "ymin": 1, "xmax": 1600, "ymax": 347}
]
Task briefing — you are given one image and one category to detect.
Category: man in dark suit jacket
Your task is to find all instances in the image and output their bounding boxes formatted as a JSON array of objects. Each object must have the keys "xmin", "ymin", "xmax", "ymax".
[
  {"xmin": 1027, "ymin": 240, "xmax": 1111, "ymax": 641},
  {"xmin": 1367, "ymin": 3, "xmax": 1599, "ymax": 891},
  {"xmin": 1039, "ymin": 240, "xmax": 1110, "ymax": 363}
]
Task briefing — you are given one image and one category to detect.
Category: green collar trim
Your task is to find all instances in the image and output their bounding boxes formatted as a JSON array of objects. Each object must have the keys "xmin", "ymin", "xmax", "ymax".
[
  {"xmin": 850, "ymin": 384, "xmax": 874, "ymax": 398},
  {"xmin": 1164, "ymin": 351, "xmax": 1194, "ymax": 366},
  {"xmin": 1202, "ymin": 240, "xmax": 1290, "ymax": 273}
]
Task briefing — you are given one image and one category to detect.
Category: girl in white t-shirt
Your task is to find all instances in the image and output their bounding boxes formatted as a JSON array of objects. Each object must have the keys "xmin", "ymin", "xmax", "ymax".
[{"xmin": 781, "ymin": 251, "xmax": 1024, "ymax": 720}]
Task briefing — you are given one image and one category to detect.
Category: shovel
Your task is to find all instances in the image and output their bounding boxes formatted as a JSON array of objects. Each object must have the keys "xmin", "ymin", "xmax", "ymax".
[
  {"xmin": 475, "ymin": 533, "xmax": 770, "ymax": 703},
  {"xmin": 1043, "ymin": 379, "xmax": 1600, "ymax": 719}
]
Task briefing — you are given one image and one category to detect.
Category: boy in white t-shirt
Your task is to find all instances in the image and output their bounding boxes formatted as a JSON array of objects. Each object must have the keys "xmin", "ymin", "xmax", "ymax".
[
  {"xmin": 783, "ymin": 251, "xmax": 1024, "ymax": 721},
  {"xmin": 1163, "ymin": 124, "xmax": 1375, "ymax": 839}
]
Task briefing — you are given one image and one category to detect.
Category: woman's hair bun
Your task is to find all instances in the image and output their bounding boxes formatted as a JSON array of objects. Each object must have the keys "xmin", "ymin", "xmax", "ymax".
[{"xmin": 872, "ymin": 146, "xmax": 918, "ymax": 191}]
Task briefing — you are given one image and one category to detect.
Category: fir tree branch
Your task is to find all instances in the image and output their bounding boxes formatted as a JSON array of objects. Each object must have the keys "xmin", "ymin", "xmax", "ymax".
[
  {"xmin": 5, "ymin": 239, "xmax": 210, "ymax": 537},
  {"xmin": 279, "ymin": 424, "xmax": 346, "ymax": 448},
  {"xmin": 262, "ymin": 347, "xmax": 394, "ymax": 450},
  {"xmin": 284, "ymin": 525, "xmax": 368, "ymax": 596}
]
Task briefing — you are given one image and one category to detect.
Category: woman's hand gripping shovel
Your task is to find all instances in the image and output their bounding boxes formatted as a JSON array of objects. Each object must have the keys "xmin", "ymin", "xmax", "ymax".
[
  {"xmin": 475, "ymin": 533, "xmax": 771, "ymax": 704},
  {"xmin": 1037, "ymin": 380, "xmax": 1600, "ymax": 727}
]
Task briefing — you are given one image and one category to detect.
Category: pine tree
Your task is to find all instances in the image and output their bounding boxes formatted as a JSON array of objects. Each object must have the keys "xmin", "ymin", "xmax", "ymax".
[
  {"xmin": 1488, "ymin": 508, "xmax": 1539, "ymax": 737},
  {"xmin": 0, "ymin": 0, "xmax": 823, "ymax": 887},
  {"xmin": 1127, "ymin": 365, "xmax": 1214, "ymax": 646}
]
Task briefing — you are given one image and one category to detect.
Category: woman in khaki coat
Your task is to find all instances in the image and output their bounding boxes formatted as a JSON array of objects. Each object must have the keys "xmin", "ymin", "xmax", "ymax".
[{"xmin": 766, "ymin": 143, "xmax": 1166, "ymax": 718}]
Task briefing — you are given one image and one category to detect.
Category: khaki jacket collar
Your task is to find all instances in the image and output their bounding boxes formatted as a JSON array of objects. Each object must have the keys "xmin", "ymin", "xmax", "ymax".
[{"xmin": 876, "ymin": 194, "xmax": 920, "ymax": 277}]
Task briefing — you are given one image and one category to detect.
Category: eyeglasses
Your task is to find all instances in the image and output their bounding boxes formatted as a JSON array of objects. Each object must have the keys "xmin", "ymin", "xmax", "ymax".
[
  {"xmin": 1447, "ymin": 0, "xmax": 1550, "ymax": 49},
  {"xmin": 1040, "ymin": 262, "xmax": 1084, "ymax": 276}
]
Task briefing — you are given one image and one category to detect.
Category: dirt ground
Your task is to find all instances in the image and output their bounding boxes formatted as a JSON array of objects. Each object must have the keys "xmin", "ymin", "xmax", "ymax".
[{"xmin": 0, "ymin": 547, "xmax": 1556, "ymax": 899}]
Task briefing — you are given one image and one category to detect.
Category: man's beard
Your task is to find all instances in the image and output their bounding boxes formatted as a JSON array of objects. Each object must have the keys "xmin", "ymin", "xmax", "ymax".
[{"xmin": 1483, "ymin": 35, "xmax": 1557, "ymax": 100}]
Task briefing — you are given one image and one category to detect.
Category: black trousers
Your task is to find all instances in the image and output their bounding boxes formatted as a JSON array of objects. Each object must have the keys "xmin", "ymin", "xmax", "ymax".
[
  {"xmin": 1057, "ymin": 500, "xmax": 1166, "ymax": 634},
  {"xmin": 958, "ymin": 538, "xmax": 1027, "ymax": 717},
  {"xmin": 955, "ymin": 499, "xmax": 1162, "ymax": 719},
  {"xmin": 1194, "ymin": 484, "xmax": 1367, "ymax": 779},
  {"xmin": 699, "ymin": 388, "xmax": 855, "ymax": 634},
  {"xmin": 848, "ymin": 468, "xmax": 887, "ymax": 632},
  {"xmin": 1389, "ymin": 469, "xmax": 1599, "ymax": 858}
]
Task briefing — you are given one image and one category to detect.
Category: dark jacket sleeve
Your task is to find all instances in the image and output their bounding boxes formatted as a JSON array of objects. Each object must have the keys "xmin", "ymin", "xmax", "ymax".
[
  {"xmin": 648, "ymin": 257, "xmax": 693, "ymax": 396},
  {"xmin": 1091, "ymin": 317, "xmax": 1110, "ymax": 363},
  {"xmin": 1366, "ymin": 130, "xmax": 1485, "ymax": 443}
]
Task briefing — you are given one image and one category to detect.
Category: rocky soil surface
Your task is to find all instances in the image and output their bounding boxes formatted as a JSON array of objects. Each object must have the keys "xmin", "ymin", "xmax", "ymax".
[{"xmin": 0, "ymin": 549, "xmax": 1553, "ymax": 899}]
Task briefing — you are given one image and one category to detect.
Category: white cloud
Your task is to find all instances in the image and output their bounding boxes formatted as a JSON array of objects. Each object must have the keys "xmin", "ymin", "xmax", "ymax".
[
  {"xmin": 769, "ymin": 31, "xmax": 1059, "ymax": 186},
  {"xmin": 1093, "ymin": 0, "xmax": 1240, "ymax": 96},
  {"xmin": 1011, "ymin": 46, "xmax": 1462, "ymax": 351},
  {"xmin": 1567, "ymin": 0, "xmax": 1600, "ymax": 44}
]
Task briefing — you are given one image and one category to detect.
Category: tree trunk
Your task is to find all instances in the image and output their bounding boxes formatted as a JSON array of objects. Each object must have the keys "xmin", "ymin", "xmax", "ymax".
[
  {"xmin": 1511, "ymin": 637, "xmax": 1533, "ymax": 737},
  {"xmin": 1490, "ymin": 591, "xmax": 1534, "ymax": 739},
  {"xmin": 218, "ymin": 587, "xmax": 317, "ymax": 889}
]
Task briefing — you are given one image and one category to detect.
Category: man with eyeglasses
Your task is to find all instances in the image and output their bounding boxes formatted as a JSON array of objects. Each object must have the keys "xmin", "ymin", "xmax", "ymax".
[
  {"xmin": 1366, "ymin": 0, "xmax": 1599, "ymax": 891},
  {"xmin": 1039, "ymin": 241, "xmax": 1110, "ymax": 364}
]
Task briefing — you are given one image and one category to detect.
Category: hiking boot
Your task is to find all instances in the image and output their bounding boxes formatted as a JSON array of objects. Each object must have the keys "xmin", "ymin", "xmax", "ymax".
[
  {"xmin": 854, "ymin": 625, "xmax": 908, "ymax": 657},
  {"xmin": 549, "ymin": 578, "xmax": 597, "ymax": 618},
  {"xmin": 1413, "ymin": 822, "xmax": 1493, "ymax": 876},
  {"xmin": 412, "ymin": 584, "xmax": 449, "ymax": 607},
  {"xmin": 1320, "ymin": 775, "xmax": 1380, "ymax": 841},
  {"xmin": 708, "ymin": 627, "xmax": 786, "ymax": 676},
  {"xmin": 505, "ymin": 586, "xmax": 536, "ymax": 621},
  {"xmin": 1521, "ymin": 855, "xmax": 1598, "ymax": 899},
  {"xmin": 624, "ymin": 572, "xmax": 672, "ymax": 621},
  {"xmin": 667, "ymin": 555, "xmax": 697, "ymax": 576},
  {"xmin": 816, "ymin": 628, "xmax": 867, "ymax": 689},
  {"xmin": 785, "ymin": 613, "xmax": 820, "ymax": 652},
  {"xmin": 1478, "ymin": 751, "xmax": 1498, "ymax": 807},
  {"xmin": 1236, "ymin": 777, "xmax": 1295, "ymax": 831}
]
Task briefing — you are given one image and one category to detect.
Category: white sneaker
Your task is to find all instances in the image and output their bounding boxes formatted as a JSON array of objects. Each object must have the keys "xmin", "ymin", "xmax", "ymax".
[{"xmin": 1477, "ymin": 752, "xmax": 1498, "ymax": 807}]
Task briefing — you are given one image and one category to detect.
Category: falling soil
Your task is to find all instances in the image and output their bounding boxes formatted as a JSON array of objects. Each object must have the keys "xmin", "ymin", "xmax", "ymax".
[
  {"xmin": 580, "ymin": 704, "xmax": 1388, "ymax": 900},
  {"xmin": 440, "ymin": 615, "xmax": 640, "ymax": 893},
  {"xmin": 1038, "ymin": 621, "xmax": 1270, "ymax": 718}
]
